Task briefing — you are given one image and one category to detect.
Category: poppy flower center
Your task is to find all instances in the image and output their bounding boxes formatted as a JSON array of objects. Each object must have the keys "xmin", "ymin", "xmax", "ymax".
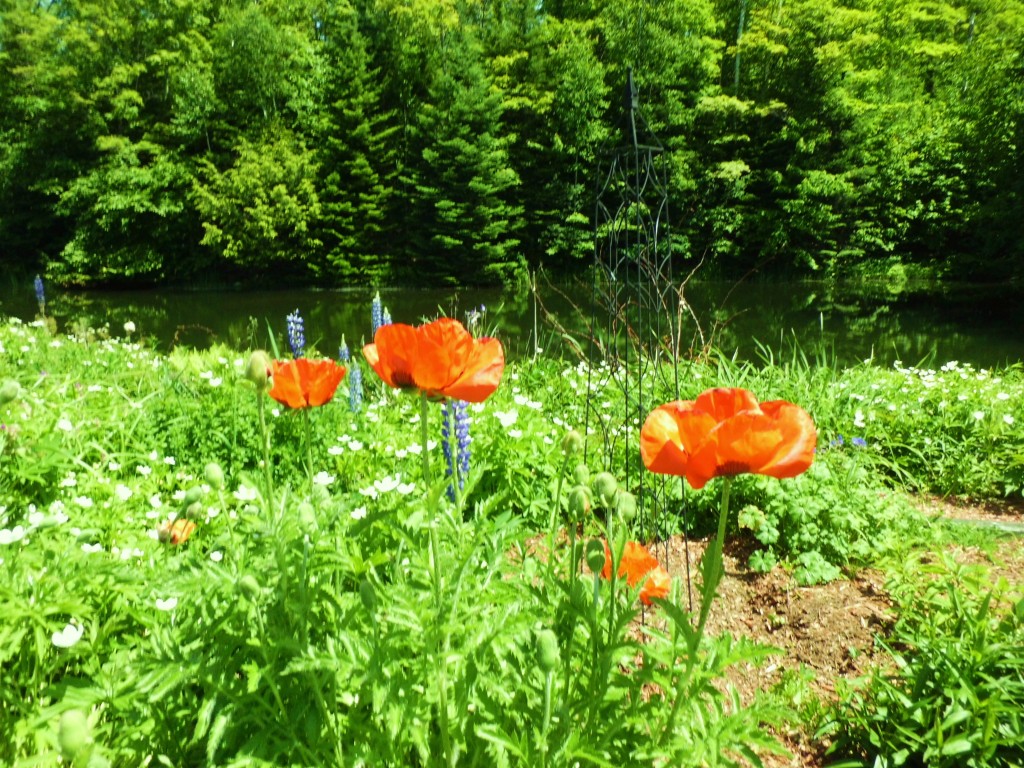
[{"xmin": 718, "ymin": 459, "xmax": 754, "ymax": 477}]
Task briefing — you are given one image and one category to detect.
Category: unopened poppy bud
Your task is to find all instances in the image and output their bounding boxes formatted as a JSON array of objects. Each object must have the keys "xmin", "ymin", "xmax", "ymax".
[
  {"xmin": 561, "ymin": 429, "xmax": 584, "ymax": 457},
  {"xmin": 585, "ymin": 539, "xmax": 606, "ymax": 574},
  {"xmin": 245, "ymin": 350, "xmax": 272, "ymax": 391},
  {"xmin": 592, "ymin": 472, "xmax": 617, "ymax": 505},
  {"xmin": 0, "ymin": 379, "xmax": 20, "ymax": 405},
  {"xmin": 58, "ymin": 709, "xmax": 91, "ymax": 760},
  {"xmin": 297, "ymin": 501, "xmax": 318, "ymax": 533},
  {"xmin": 572, "ymin": 464, "xmax": 590, "ymax": 486},
  {"xmin": 567, "ymin": 485, "xmax": 592, "ymax": 519},
  {"xmin": 185, "ymin": 501, "xmax": 204, "ymax": 521},
  {"xmin": 204, "ymin": 462, "xmax": 225, "ymax": 490},
  {"xmin": 536, "ymin": 629, "xmax": 561, "ymax": 673},
  {"xmin": 359, "ymin": 577, "xmax": 377, "ymax": 612},
  {"xmin": 615, "ymin": 490, "xmax": 638, "ymax": 521},
  {"xmin": 238, "ymin": 574, "xmax": 261, "ymax": 600},
  {"xmin": 183, "ymin": 486, "xmax": 204, "ymax": 504}
]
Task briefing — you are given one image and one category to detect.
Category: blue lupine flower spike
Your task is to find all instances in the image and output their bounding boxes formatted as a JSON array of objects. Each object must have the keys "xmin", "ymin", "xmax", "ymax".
[
  {"xmin": 371, "ymin": 292, "xmax": 383, "ymax": 337},
  {"xmin": 286, "ymin": 309, "xmax": 305, "ymax": 358},
  {"xmin": 348, "ymin": 363, "xmax": 363, "ymax": 413},
  {"xmin": 34, "ymin": 275, "xmax": 45, "ymax": 315},
  {"xmin": 339, "ymin": 336, "xmax": 351, "ymax": 363}
]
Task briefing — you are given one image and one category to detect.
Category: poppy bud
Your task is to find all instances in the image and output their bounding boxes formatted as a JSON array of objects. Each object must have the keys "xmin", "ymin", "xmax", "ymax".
[
  {"xmin": 0, "ymin": 379, "xmax": 20, "ymax": 406},
  {"xmin": 185, "ymin": 501, "xmax": 204, "ymax": 521},
  {"xmin": 567, "ymin": 485, "xmax": 592, "ymax": 520},
  {"xmin": 536, "ymin": 629, "xmax": 561, "ymax": 673},
  {"xmin": 204, "ymin": 462, "xmax": 225, "ymax": 490},
  {"xmin": 572, "ymin": 464, "xmax": 590, "ymax": 486},
  {"xmin": 58, "ymin": 709, "xmax": 91, "ymax": 761},
  {"xmin": 585, "ymin": 539, "xmax": 606, "ymax": 574},
  {"xmin": 245, "ymin": 350, "xmax": 272, "ymax": 392},
  {"xmin": 238, "ymin": 574, "xmax": 261, "ymax": 600},
  {"xmin": 297, "ymin": 501, "xmax": 318, "ymax": 533},
  {"xmin": 359, "ymin": 577, "xmax": 377, "ymax": 612},
  {"xmin": 183, "ymin": 486, "xmax": 204, "ymax": 505},
  {"xmin": 592, "ymin": 472, "xmax": 617, "ymax": 505},
  {"xmin": 615, "ymin": 490, "xmax": 638, "ymax": 522},
  {"xmin": 560, "ymin": 429, "xmax": 584, "ymax": 457}
]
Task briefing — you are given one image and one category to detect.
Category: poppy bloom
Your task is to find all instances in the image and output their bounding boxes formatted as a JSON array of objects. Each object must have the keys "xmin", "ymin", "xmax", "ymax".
[
  {"xmin": 158, "ymin": 518, "xmax": 196, "ymax": 545},
  {"xmin": 268, "ymin": 358, "xmax": 346, "ymax": 409},
  {"xmin": 362, "ymin": 317, "xmax": 504, "ymax": 403},
  {"xmin": 640, "ymin": 387, "xmax": 817, "ymax": 490},
  {"xmin": 601, "ymin": 541, "xmax": 672, "ymax": 606}
]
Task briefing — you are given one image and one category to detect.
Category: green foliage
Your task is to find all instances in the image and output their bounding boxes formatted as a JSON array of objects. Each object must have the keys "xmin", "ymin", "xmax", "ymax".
[{"xmin": 823, "ymin": 554, "xmax": 1024, "ymax": 767}]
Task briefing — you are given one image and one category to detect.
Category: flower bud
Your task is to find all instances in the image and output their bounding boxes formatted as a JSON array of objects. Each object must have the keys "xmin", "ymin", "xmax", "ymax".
[
  {"xmin": 560, "ymin": 429, "xmax": 584, "ymax": 457},
  {"xmin": 185, "ymin": 501, "xmax": 204, "ymax": 521},
  {"xmin": 536, "ymin": 629, "xmax": 561, "ymax": 673},
  {"xmin": 58, "ymin": 709, "xmax": 91, "ymax": 761},
  {"xmin": 297, "ymin": 501, "xmax": 318, "ymax": 534},
  {"xmin": 567, "ymin": 485, "xmax": 592, "ymax": 520},
  {"xmin": 0, "ymin": 379, "xmax": 20, "ymax": 406},
  {"xmin": 572, "ymin": 464, "xmax": 590, "ymax": 486},
  {"xmin": 592, "ymin": 472, "xmax": 617, "ymax": 505},
  {"xmin": 204, "ymin": 462, "xmax": 225, "ymax": 490},
  {"xmin": 585, "ymin": 539, "xmax": 606, "ymax": 574},
  {"xmin": 238, "ymin": 574, "xmax": 261, "ymax": 600},
  {"xmin": 244, "ymin": 350, "xmax": 272, "ymax": 392},
  {"xmin": 183, "ymin": 486, "xmax": 204, "ymax": 504},
  {"xmin": 614, "ymin": 490, "xmax": 638, "ymax": 522}
]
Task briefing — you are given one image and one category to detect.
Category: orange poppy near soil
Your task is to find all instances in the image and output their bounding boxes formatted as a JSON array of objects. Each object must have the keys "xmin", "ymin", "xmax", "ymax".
[
  {"xmin": 601, "ymin": 541, "xmax": 672, "ymax": 606},
  {"xmin": 640, "ymin": 387, "xmax": 817, "ymax": 490},
  {"xmin": 158, "ymin": 518, "xmax": 196, "ymax": 545},
  {"xmin": 268, "ymin": 358, "xmax": 346, "ymax": 409},
  {"xmin": 362, "ymin": 317, "xmax": 504, "ymax": 403}
]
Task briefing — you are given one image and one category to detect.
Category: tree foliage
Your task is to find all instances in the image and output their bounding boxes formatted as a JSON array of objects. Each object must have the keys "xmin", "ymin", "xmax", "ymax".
[{"xmin": 1, "ymin": 0, "xmax": 1022, "ymax": 285}]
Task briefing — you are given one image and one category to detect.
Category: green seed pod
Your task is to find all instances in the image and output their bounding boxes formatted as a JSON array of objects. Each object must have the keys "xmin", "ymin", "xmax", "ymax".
[
  {"xmin": 245, "ymin": 350, "xmax": 272, "ymax": 392},
  {"xmin": 204, "ymin": 462, "xmax": 225, "ymax": 490},
  {"xmin": 238, "ymin": 574, "xmax": 261, "ymax": 600},
  {"xmin": 567, "ymin": 485, "xmax": 592, "ymax": 520},
  {"xmin": 0, "ymin": 379, "xmax": 20, "ymax": 406},
  {"xmin": 614, "ymin": 490, "xmax": 638, "ymax": 522},
  {"xmin": 592, "ymin": 472, "xmax": 617, "ymax": 505},
  {"xmin": 185, "ymin": 501, "xmax": 204, "ymax": 521},
  {"xmin": 585, "ymin": 539, "xmax": 606, "ymax": 574},
  {"xmin": 58, "ymin": 709, "xmax": 91, "ymax": 761},
  {"xmin": 572, "ymin": 464, "xmax": 590, "ymax": 486},
  {"xmin": 560, "ymin": 429, "xmax": 584, "ymax": 457},
  {"xmin": 536, "ymin": 629, "xmax": 561, "ymax": 673},
  {"xmin": 183, "ymin": 486, "xmax": 204, "ymax": 505},
  {"xmin": 359, "ymin": 577, "xmax": 377, "ymax": 612}
]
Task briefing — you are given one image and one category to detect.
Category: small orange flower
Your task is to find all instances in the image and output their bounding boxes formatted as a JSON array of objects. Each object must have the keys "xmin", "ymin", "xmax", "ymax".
[
  {"xmin": 640, "ymin": 387, "xmax": 817, "ymax": 489},
  {"xmin": 158, "ymin": 518, "xmax": 196, "ymax": 545},
  {"xmin": 268, "ymin": 358, "xmax": 346, "ymax": 409},
  {"xmin": 362, "ymin": 317, "xmax": 504, "ymax": 402},
  {"xmin": 601, "ymin": 541, "xmax": 671, "ymax": 605}
]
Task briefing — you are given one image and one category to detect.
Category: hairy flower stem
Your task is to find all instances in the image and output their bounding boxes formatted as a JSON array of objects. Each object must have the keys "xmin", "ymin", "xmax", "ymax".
[
  {"xmin": 659, "ymin": 476, "xmax": 733, "ymax": 746},
  {"xmin": 547, "ymin": 452, "xmax": 572, "ymax": 584},
  {"xmin": 421, "ymin": 392, "xmax": 454, "ymax": 767},
  {"xmin": 540, "ymin": 669, "xmax": 554, "ymax": 768},
  {"xmin": 256, "ymin": 393, "xmax": 275, "ymax": 509}
]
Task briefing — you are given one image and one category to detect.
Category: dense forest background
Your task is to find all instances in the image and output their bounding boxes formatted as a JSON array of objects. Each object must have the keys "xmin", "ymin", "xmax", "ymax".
[{"xmin": 1, "ymin": 0, "xmax": 1022, "ymax": 287}]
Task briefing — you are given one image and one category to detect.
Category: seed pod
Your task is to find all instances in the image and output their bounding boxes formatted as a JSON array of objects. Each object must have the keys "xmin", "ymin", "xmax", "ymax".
[
  {"xmin": 359, "ymin": 577, "xmax": 377, "ymax": 612},
  {"xmin": 572, "ymin": 464, "xmax": 590, "ymax": 486},
  {"xmin": 614, "ymin": 490, "xmax": 638, "ymax": 522},
  {"xmin": 183, "ymin": 486, "xmax": 204, "ymax": 505},
  {"xmin": 567, "ymin": 485, "xmax": 592, "ymax": 520},
  {"xmin": 592, "ymin": 472, "xmax": 617, "ymax": 505},
  {"xmin": 0, "ymin": 379, "xmax": 20, "ymax": 406}
]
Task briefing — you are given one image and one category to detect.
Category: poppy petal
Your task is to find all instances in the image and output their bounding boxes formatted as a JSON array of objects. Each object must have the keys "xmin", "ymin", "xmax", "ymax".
[
  {"xmin": 441, "ymin": 337, "xmax": 505, "ymax": 402},
  {"xmin": 640, "ymin": 402, "xmax": 716, "ymax": 476}
]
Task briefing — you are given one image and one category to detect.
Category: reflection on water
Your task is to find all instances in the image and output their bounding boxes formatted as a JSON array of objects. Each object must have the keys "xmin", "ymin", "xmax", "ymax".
[{"xmin": 0, "ymin": 280, "xmax": 1020, "ymax": 368}]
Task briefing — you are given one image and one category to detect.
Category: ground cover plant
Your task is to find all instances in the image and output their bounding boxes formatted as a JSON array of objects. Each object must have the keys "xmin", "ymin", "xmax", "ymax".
[{"xmin": 1, "ymin": 300, "xmax": 1023, "ymax": 767}]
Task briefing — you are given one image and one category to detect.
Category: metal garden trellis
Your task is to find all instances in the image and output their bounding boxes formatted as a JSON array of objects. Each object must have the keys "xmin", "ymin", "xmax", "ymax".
[{"xmin": 586, "ymin": 68, "xmax": 689, "ymax": 590}]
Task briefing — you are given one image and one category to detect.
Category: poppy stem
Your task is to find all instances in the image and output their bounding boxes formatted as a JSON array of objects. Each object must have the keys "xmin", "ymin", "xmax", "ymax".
[
  {"xmin": 256, "ymin": 391, "xmax": 275, "ymax": 509},
  {"xmin": 303, "ymin": 408, "xmax": 314, "ymax": 495},
  {"xmin": 419, "ymin": 392, "xmax": 432, "ymax": 486}
]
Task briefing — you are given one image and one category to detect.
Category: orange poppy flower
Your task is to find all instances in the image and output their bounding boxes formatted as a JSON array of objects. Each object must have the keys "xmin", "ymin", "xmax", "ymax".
[
  {"xmin": 640, "ymin": 387, "xmax": 817, "ymax": 490},
  {"xmin": 158, "ymin": 518, "xmax": 196, "ymax": 545},
  {"xmin": 362, "ymin": 317, "xmax": 504, "ymax": 403},
  {"xmin": 600, "ymin": 541, "xmax": 672, "ymax": 605},
  {"xmin": 268, "ymin": 358, "xmax": 346, "ymax": 409}
]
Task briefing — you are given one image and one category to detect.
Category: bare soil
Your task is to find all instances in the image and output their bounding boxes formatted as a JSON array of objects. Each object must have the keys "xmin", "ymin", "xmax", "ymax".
[{"xmin": 648, "ymin": 497, "xmax": 1024, "ymax": 767}]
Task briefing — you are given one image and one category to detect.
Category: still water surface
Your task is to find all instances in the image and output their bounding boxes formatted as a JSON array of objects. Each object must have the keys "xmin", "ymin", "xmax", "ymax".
[{"xmin": 1, "ymin": 280, "xmax": 1021, "ymax": 368}]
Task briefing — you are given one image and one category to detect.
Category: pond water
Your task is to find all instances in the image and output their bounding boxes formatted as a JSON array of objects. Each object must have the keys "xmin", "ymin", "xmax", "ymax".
[{"xmin": 1, "ymin": 278, "xmax": 1021, "ymax": 368}]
